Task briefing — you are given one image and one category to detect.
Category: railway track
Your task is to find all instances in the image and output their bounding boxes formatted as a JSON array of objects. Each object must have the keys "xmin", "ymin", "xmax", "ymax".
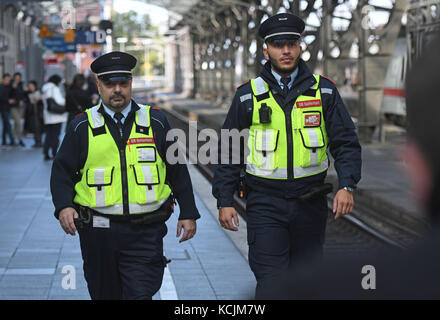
[{"xmin": 135, "ymin": 92, "xmax": 420, "ymax": 256}]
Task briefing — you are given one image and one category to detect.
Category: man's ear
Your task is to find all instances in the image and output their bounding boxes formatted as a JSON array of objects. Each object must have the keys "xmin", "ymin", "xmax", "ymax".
[
  {"xmin": 263, "ymin": 46, "xmax": 269, "ymax": 60},
  {"xmin": 95, "ymin": 77, "xmax": 101, "ymax": 95}
]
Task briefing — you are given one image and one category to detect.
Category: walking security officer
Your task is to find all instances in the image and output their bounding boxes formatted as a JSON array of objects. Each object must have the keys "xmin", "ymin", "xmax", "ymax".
[
  {"xmin": 212, "ymin": 13, "xmax": 361, "ymax": 297},
  {"xmin": 51, "ymin": 51, "xmax": 200, "ymax": 300}
]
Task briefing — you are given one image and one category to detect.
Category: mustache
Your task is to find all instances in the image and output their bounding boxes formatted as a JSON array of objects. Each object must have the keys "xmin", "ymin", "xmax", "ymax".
[{"xmin": 110, "ymin": 94, "xmax": 125, "ymax": 99}]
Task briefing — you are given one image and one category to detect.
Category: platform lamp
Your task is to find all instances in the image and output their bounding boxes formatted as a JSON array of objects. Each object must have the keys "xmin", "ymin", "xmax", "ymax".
[{"xmin": 116, "ymin": 37, "xmax": 128, "ymax": 52}]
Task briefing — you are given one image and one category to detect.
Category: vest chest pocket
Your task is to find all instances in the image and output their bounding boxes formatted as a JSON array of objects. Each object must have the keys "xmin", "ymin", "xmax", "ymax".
[
  {"xmin": 137, "ymin": 146, "xmax": 156, "ymax": 163},
  {"xmin": 86, "ymin": 167, "xmax": 116, "ymax": 207},
  {"xmin": 132, "ymin": 164, "xmax": 160, "ymax": 204},
  {"xmin": 252, "ymin": 129, "xmax": 279, "ymax": 170},
  {"xmin": 298, "ymin": 111, "xmax": 327, "ymax": 168}
]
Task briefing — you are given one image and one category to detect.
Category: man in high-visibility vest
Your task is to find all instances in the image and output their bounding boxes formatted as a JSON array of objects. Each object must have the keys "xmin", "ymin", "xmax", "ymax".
[
  {"xmin": 213, "ymin": 13, "xmax": 362, "ymax": 298},
  {"xmin": 51, "ymin": 51, "xmax": 200, "ymax": 300}
]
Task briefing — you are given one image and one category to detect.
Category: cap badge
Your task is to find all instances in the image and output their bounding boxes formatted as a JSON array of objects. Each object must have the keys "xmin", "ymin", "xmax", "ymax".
[
  {"xmin": 279, "ymin": 17, "xmax": 288, "ymax": 21},
  {"xmin": 111, "ymin": 57, "xmax": 120, "ymax": 60}
]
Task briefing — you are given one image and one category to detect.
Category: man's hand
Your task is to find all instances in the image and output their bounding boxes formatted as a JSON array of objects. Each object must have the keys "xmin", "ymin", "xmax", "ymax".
[
  {"xmin": 219, "ymin": 207, "xmax": 239, "ymax": 231},
  {"xmin": 333, "ymin": 189, "xmax": 354, "ymax": 220},
  {"xmin": 176, "ymin": 219, "xmax": 197, "ymax": 243},
  {"xmin": 59, "ymin": 207, "xmax": 79, "ymax": 235}
]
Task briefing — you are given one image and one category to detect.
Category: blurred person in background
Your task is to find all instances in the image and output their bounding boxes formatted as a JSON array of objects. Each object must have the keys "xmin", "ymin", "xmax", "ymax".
[
  {"xmin": 9, "ymin": 72, "xmax": 25, "ymax": 147},
  {"xmin": 42, "ymin": 75, "xmax": 67, "ymax": 160},
  {"xmin": 66, "ymin": 74, "xmax": 93, "ymax": 127},
  {"xmin": 25, "ymin": 80, "xmax": 43, "ymax": 148},
  {"xmin": 87, "ymin": 74, "xmax": 99, "ymax": 105},
  {"xmin": 0, "ymin": 73, "xmax": 15, "ymax": 147}
]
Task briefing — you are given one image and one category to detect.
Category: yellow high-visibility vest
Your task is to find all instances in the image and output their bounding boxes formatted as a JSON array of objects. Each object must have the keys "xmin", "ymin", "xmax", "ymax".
[
  {"xmin": 246, "ymin": 74, "xmax": 329, "ymax": 179},
  {"xmin": 74, "ymin": 104, "xmax": 171, "ymax": 214}
]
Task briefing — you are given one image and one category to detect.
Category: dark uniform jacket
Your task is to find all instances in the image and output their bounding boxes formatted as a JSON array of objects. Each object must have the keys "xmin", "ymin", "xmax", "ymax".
[
  {"xmin": 50, "ymin": 100, "xmax": 200, "ymax": 221},
  {"xmin": 212, "ymin": 59, "xmax": 362, "ymax": 208}
]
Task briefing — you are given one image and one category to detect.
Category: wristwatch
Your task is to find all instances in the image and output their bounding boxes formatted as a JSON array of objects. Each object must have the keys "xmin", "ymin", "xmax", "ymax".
[{"xmin": 342, "ymin": 186, "xmax": 355, "ymax": 193}]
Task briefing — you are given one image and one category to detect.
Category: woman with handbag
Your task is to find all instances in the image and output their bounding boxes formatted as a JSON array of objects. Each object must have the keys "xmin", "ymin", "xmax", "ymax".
[{"xmin": 42, "ymin": 74, "xmax": 66, "ymax": 160}]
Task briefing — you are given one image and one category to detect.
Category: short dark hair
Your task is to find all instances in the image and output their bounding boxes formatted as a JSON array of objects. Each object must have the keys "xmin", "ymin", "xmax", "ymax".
[
  {"xmin": 70, "ymin": 74, "xmax": 85, "ymax": 89},
  {"xmin": 2, "ymin": 73, "xmax": 11, "ymax": 79},
  {"xmin": 13, "ymin": 72, "xmax": 22, "ymax": 78},
  {"xmin": 405, "ymin": 35, "xmax": 440, "ymax": 177},
  {"xmin": 28, "ymin": 80, "xmax": 38, "ymax": 89},
  {"xmin": 48, "ymin": 74, "xmax": 62, "ymax": 85}
]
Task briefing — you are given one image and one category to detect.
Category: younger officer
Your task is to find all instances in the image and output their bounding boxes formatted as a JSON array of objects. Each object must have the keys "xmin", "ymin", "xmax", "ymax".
[
  {"xmin": 212, "ymin": 13, "xmax": 361, "ymax": 297},
  {"xmin": 51, "ymin": 51, "xmax": 200, "ymax": 300}
]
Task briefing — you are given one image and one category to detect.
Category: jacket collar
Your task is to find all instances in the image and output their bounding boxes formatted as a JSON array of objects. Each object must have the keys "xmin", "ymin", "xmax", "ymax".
[
  {"xmin": 98, "ymin": 99, "xmax": 140, "ymax": 115},
  {"xmin": 260, "ymin": 59, "xmax": 315, "ymax": 91}
]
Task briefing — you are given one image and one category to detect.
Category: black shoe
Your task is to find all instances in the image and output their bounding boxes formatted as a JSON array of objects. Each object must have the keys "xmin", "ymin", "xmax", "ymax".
[
  {"xmin": 19, "ymin": 140, "xmax": 25, "ymax": 147},
  {"xmin": 44, "ymin": 155, "xmax": 53, "ymax": 161}
]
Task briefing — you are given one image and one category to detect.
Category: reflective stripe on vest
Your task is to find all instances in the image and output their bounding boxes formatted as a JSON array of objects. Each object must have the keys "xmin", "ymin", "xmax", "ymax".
[
  {"xmin": 73, "ymin": 104, "xmax": 171, "ymax": 215},
  {"xmin": 246, "ymin": 75, "xmax": 329, "ymax": 180}
]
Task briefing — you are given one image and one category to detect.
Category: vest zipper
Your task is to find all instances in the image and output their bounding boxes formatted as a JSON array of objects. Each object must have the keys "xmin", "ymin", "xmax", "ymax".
[
  {"xmin": 285, "ymin": 104, "xmax": 294, "ymax": 180},
  {"xmin": 118, "ymin": 148, "xmax": 129, "ymax": 215}
]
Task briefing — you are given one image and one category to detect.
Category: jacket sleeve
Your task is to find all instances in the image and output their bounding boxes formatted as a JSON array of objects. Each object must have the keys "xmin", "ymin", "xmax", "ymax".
[
  {"xmin": 212, "ymin": 88, "xmax": 252, "ymax": 208},
  {"xmin": 50, "ymin": 118, "xmax": 86, "ymax": 219},
  {"xmin": 52, "ymin": 85, "xmax": 66, "ymax": 106},
  {"xmin": 321, "ymin": 80, "xmax": 362, "ymax": 189},
  {"xmin": 151, "ymin": 110, "xmax": 200, "ymax": 220}
]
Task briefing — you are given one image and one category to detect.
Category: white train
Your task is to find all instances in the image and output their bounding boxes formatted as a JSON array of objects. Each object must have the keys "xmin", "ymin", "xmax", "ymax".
[{"xmin": 381, "ymin": 37, "xmax": 407, "ymax": 127}]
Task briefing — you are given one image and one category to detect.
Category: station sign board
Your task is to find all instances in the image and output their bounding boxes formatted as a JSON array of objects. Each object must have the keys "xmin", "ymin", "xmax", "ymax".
[
  {"xmin": 75, "ymin": 30, "xmax": 106, "ymax": 44},
  {"xmin": 42, "ymin": 38, "xmax": 77, "ymax": 53}
]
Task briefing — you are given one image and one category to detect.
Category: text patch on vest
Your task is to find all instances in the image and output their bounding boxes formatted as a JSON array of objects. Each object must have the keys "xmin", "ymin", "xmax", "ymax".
[
  {"xmin": 297, "ymin": 99, "xmax": 321, "ymax": 108},
  {"xmin": 129, "ymin": 137, "xmax": 154, "ymax": 144}
]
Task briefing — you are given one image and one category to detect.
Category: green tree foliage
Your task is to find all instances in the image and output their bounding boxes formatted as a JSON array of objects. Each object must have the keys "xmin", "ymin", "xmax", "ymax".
[{"xmin": 112, "ymin": 10, "xmax": 161, "ymax": 77}]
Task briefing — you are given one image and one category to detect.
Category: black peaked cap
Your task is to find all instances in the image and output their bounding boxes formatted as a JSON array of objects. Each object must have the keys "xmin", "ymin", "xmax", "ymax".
[
  {"xmin": 90, "ymin": 51, "xmax": 137, "ymax": 81},
  {"xmin": 259, "ymin": 13, "xmax": 305, "ymax": 42}
]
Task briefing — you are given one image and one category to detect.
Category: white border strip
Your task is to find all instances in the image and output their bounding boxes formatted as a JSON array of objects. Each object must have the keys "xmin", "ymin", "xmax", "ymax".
[
  {"xmin": 97, "ymin": 70, "xmax": 132, "ymax": 76},
  {"xmin": 265, "ymin": 31, "xmax": 300, "ymax": 40}
]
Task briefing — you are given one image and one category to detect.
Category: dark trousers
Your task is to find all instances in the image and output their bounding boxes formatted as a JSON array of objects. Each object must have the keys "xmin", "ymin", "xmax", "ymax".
[
  {"xmin": 43, "ymin": 123, "xmax": 62, "ymax": 157},
  {"xmin": 31, "ymin": 103, "xmax": 43, "ymax": 145},
  {"xmin": 78, "ymin": 220, "xmax": 168, "ymax": 300},
  {"xmin": 246, "ymin": 190, "xmax": 328, "ymax": 298},
  {"xmin": 1, "ymin": 108, "xmax": 15, "ymax": 145}
]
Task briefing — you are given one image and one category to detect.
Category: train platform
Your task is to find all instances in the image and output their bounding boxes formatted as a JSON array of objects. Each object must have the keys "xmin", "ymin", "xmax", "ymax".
[
  {"xmin": 0, "ymin": 137, "xmax": 255, "ymax": 300},
  {"xmin": 150, "ymin": 91, "xmax": 429, "ymax": 238}
]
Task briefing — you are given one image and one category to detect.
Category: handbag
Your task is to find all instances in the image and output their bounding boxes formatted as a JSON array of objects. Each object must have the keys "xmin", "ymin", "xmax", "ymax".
[{"xmin": 46, "ymin": 97, "xmax": 65, "ymax": 114}]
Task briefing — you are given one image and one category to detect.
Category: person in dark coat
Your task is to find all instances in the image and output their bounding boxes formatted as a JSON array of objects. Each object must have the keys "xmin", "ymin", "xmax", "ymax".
[
  {"xmin": 212, "ymin": 13, "xmax": 361, "ymax": 298},
  {"xmin": 66, "ymin": 74, "xmax": 93, "ymax": 127},
  {"xmin": 50, "ymin": 51, "xmax": 200, "ymax": 300},
  {"xmin": 9, "ymin": 72, "xmax": 26, "ymax": 146},
  {"xmin": 258, "ymin": 35, "xmax": 440, "ymax": 300},
  {"xmin": 25, "ymin": 80, "xmax": 44, "ymax": 148},
  {"xmin": 0, "ymin": 73, "xmax": 15, "ymax": 146}
]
